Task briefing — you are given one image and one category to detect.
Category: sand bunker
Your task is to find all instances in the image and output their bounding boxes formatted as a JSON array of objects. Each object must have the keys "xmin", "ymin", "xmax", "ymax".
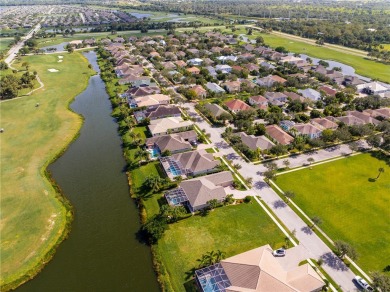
[
  {"xmin": 58, "ymin": 56, "xmax": 63, "ymax": 59},
  {"xmin": 48, "ymin": 68, "xmax": 59, "ymax": 72},
  {"xmin": 58, "ymin": 60, "xmax": 63, "ymax": 63}
]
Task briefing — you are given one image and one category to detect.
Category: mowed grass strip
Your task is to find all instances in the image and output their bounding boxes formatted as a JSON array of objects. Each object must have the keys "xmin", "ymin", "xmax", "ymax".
[
  {"xmin": 275, "ymin": 153, "xmax": 390, "ymax": 272},
  {"xmin": 156, "ymin": 202, "xmax": 285, "ymax": 292},
  {"xmin": 0, "ymin": 52, "xmax": 94, "ymax": 288}
]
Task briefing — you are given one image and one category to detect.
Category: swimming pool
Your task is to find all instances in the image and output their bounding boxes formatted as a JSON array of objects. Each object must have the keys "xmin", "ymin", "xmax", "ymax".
[
  {"xmin": 148, "ymin": 148, "xmax": 160, "ymax": 158},
  {"xmin": 169, "ymin": 165, "xmax": 181, "ymax": 176}
]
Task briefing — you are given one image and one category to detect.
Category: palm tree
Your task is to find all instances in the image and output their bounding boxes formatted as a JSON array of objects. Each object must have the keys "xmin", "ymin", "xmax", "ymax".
[
  {"xmin": 311, "ymin": 216, "xmax": 323, "ymax": 230},
  {"xmin": 376, "ymin": 167, "xmax": 385, "ymax": 180},
  {"xmin": 144, "ymin": 175, "xmax": 163, "ymax": 192},
  {"xmin": 135, "ymin": 148, "xmax": 149, "ymax": 161},
  {"xmin": 215, "ymin": 250, "xmax": 226, "ymax": 262},
  {"xmin": 284, "ymin": 191, "xmax": 295, "ymax": 204},
  {"xmin": 282, "ymin": 159, "xmax": 290, "ymax": 169}
]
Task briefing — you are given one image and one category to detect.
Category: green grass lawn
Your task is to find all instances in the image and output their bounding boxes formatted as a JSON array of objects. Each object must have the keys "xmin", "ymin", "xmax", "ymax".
[
  {"xmin": 275, "ymin": 152, "xmax": 390, "ymax": 272},
  {"xmin": 0, "ymin": 52, "xmax": 94, "ymax": 289},
  {"xmin": 156, "ymin": 202, "xmax": 285, "ymax": 292},
  {"xmin": 0, "ymin": 37, "xmax": 13, "ymax": 53},
  {"xmin": 36, "ymin": 30, "xmax": 168, "ymax": 49}
]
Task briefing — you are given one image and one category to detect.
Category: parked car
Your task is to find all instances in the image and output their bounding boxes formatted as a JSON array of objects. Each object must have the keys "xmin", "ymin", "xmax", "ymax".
[
  {"xmin": 354, "ymin": 276, "xmax": 373, "ymax": 291},
  {"xmin": 272, "ymin": 248, "xmax": 286, "ymax": 257}
]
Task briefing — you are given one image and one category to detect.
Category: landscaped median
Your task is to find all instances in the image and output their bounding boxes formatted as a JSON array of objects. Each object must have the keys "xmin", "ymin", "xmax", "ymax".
[
  {"xmin": 272, "ymin": 152, "xmax": 390, "ymax": 275},
  {"xmin": 1, "ymin": 52, "xmax": 95, "ymax": 290}
]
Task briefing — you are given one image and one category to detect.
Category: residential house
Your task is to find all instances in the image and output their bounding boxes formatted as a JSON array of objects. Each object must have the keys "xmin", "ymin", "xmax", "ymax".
[
  {"xmin": 215, "ymin": 64, "xmax": 232, "ymax": 74},
  {"xmin": 148, "ymin": 117, "xmax": 193, "ymax": 136},
  {"xmin": 131, "ymin": 94, "xmax": 171, "ymax": 109},
  {"xmin": 205, "ymin": 82, "xmax": 225, "ymax": 94},
  {"xmin": 237, "ymin": 132, "xmax": 275, "ymax": 151},
  {"xmin": 248, "ymin": 95, "xmax": 268, "ymax": 109},
  {"xmin": 124, "ymin": 86, "xmax": 160, "ymax": 98},
  {"xmin": 356, "ymin": 82, "xmax": 389, "ymax": 96},
  {"xmin": 145, "ymin": 130, "xmax": 197, "ymax": 154},
  {"xmin": 256, "ymin": 75, "xmax": 287, "ymax": 87},
  {"xmin": 188, "ymin": 58, "xmax": 203, "ymax": 66},
  {"xmin": 293, "ymin": 123, "xmax": 322, "ymax": 139},
  {"xmin": 266, "ymin": 125, "xmax": 294, "ymax": 145},
  {"xmin": 298, "ymin": 88, "xmax": 321, "ymax": 101},
  {"xmin": 335, "ymin": 115, "xmax": 365, "ymax": 126},
  {"xmin": 161, "ymin": 149, "xmax": 220, "ymax": 178},
  {"xmin": 319, "ymin": 86, "xmax": 337, "ymax": 97},
  {"xmin": 222, "ymin": 81, "xmax": 241, "ymax": 93},
  {"xmin": 310, "ymin": 118, "xmax": 338, "ymax": 130},
  {"xmin": 345, "ymin": 110, "xmax": 380, "ymax": 125},
  {"xmin": 195, "ymin": 244, "xmax": 325, "ymax": 292},
  {"xmin": 264, "ymin": 92, "xmax": 288, "ymax": 107},
  {"xmin": 217, "ymin": 55, "xmax": 237, "ymax": 62},
  {"xmin": 204, "ymin": 103, "xmax": 230, "ymax": 119},
  {"xmin": 187, "ymin": 67, "xmax": 201, "ymax": 75},
  {"xmin": 190, "ymin": 85, "xmax": 208, "ymax": 99},
  {"xmin": 343, "ymin": 76, "xmax": 366, "ymax": 87},
  {"xmin": 364, "ymin": 108, "xmax": 390, "ymax": 119},
  {"xmin": 175, "ymin": 60, "xmax": 187, "ymax": 67},
  {"xmin": 225, "ymin": 99, "xmax": 252, "ymax": 113},
  {"xmin": 134, "ymin": 105, "xmax": 182, "ymax": 122},
  {"xmin": 161, "ymin": 61, "xmax": 176, "ymax": 70},
  {"xmin": 165, "ymin": 171, "xmax": 233, "ymax": 212},
  {"xmin": 280, "ymin": 120, "xmax": 296, "ymax": 131},
  {"xmin": 283, "ymin": 91, "xmax": 306, "ymax": 102},
  {"xmin": 118, "ymin": 75, "xmax": 152, "ymax": 86}
]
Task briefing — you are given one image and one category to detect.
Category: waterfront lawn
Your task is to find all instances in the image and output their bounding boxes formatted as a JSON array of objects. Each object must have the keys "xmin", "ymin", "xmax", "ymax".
[
  {"xmin": 156, "ymin": 202, "xmax": 285, "ymax": 292},
  {"xmin": 0, "ymin": 53, "xmax": 94, "ymax": 290},
  {"xmin": 275, "ymin": 152, "xmax": 390, "ymax": 272}
]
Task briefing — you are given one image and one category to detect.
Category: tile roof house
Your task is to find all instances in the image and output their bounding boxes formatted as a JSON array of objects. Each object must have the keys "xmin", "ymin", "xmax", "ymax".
[
  {"xmin": 204, "ymin": 103, "xmax": 230, "ymax": 118},
  {"xmin": 293, "ymin": 123, "xmax": 322, "ymax": 139},
  {"xmin": 124, "ymin": 86, "xmax": 161, "ymax": 98},
  {"xmin": 175, "ymin": 60, "xmax": 187, "ymax": 67},
  {"xmin": 310, "ymin": 118, "xmax": 338, "ymax": 130},
  {"xmin": 118, "ymin": 75, "xmax": 152, "ymax": 86},
  {"xmin": 148, "ymin": 117, "xmax": 193, "ymax": 136},
  {"xmin": 256, "ymin": 75, "xmax": 287, "ymax": 87},
  {"xmin": 248, "ymin": 95, "xmax": 268, "ymax": 109},
  {"xmin": 188, "ymin": 58, "xmax": 203, "ymax": 66},
  {"xmin": 195, "ymin": 244, "xmax": 325, "ymax": 292},
  {"xmin": 164, "ymin": 149, "xmax": 220, "ymax": 177},
  {"xmin": 131, "ymin": 94, "xmax": 171, "ymax": 109},
  {"xmin": 190, "ymin": 85, "xmax": 208, "ymax": 99},
  {"xmin": 187, "ymin": 67, "xmax": 201, "ymax": 75},
  {"xmin": 225, "ymin": 99, "xmax": 252, "ymax": 113},
  {"xmin": 237, "ymin": 132, "xmax": 275, "ymax": 151},
  {"xmin": 145, "ymin": 130, "xmax": 197, "ymax": 154},
  {"xmin": 283, "ymin": 91, "xmax": 306, "ymax": 103},
  {"xmin": 356, "ymin": 82, "xmax": 389, "ymax": 96},
  {"xmin": 216, "ymin": 64, "xmax": 233, "ymax": 74},
  {"xmin": 222, "ymin": 81, "xmax": 241, "ymax": 93},
  {"xmin": 165, "ymin": 171, "xmax": 233, "ymax": 212},
  {"xmin": 298, "ymin": 88, "xmax": 321, "ymax": 101},
  {"xmin": 335, "ymin": 115, "xmax": 365, "ymax": 126},
  {"xmin": 364, "ymin": 108, "xmax": 390, "ymax": 119},
  {"xmin": 205, "ymin": 82, "xmax": 225, "ymax": 94},
  {"xmin": 345, "ymin": 111, "xmax": 380, "ymax": 125},
  {"xmin": 264, "ymin": 92, "xmax": 288, "ymax": 106},
  {"xmin": 319, "ymin": 85, "xmax": 337, "ymax": 97},
  {"xmin": 134, "ymin": 105, "xmax": 182, "ymax": 122},
  {"xmin": 266, "ymin": 125, "xmax": 294, "ymax": 145}
]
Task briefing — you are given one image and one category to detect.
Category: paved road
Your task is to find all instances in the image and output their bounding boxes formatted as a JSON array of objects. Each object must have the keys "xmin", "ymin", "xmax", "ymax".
[
  {"xmin": 5, "ymin": 23, "xmax": 41, "ymax": 65},
  {"xmin": 184, "ymin": 102, "xmax": 361, "ymax": 291}
]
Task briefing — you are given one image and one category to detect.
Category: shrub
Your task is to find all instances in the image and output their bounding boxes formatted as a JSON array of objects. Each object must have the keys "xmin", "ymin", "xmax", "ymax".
[{"xmin": 244, "ymin": 196, "xmax": 252, "ymax": 203}]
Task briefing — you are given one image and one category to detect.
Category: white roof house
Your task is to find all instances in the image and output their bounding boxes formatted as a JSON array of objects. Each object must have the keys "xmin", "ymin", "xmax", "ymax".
[{"xmin": 148, "ymin": 117, "xmax": 193, "ymax": 136}]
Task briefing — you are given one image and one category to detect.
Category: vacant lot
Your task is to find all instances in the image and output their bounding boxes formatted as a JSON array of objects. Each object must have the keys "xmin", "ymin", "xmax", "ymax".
[
  {"xmin": 276, "ymin": 152, "xmax": 390, "ymax": 272},
  {"xmin": 156, "ymin": 202, "xmax": 285, "ymax": 292},
  {"xmin": 0, "ymin": 53, "xmax": 94, "ymax": 289}
]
